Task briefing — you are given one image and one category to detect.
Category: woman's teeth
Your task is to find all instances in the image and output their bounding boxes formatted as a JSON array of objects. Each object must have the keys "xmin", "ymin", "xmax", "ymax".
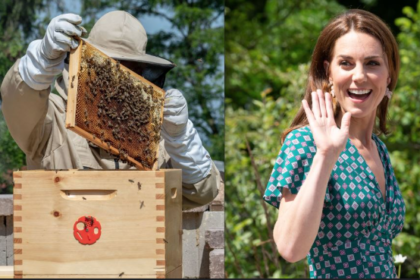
[
  {"xmin": 347, "ymin": 89, "xmax": 372, "ymax": 101},
  {"xmin": 348, "ymin": 89, "xmax": 371, "ymax": 95}
]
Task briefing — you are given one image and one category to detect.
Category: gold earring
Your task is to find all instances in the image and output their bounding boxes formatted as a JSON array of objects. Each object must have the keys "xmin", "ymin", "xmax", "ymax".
[{"xmin": 328, "ymin": 80, "xmax": 335, "ymax": 97}]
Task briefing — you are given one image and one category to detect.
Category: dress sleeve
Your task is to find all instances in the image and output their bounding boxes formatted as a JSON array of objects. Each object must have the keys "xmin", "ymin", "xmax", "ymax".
[{"xmin": 263, "ymin": 127, "xmax": 317, "ymax": 208}]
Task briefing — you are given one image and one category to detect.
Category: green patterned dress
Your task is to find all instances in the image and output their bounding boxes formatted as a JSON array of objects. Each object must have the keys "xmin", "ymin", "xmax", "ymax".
[{"xmin": 264, "ymin": 126, "xmax": 405, "ymax": 279}]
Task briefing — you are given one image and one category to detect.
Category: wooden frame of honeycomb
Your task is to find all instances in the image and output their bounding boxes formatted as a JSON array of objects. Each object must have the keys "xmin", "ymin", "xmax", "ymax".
[{"xmin": 66, "ymin": 39, "xmax": 165, "ymax": 170}]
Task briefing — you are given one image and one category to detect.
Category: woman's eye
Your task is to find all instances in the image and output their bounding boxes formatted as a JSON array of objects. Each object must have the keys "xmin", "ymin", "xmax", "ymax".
[
  {"xmin": 339, "ymin": 60, "xmax": 351, "ymax": 66},
  {"xmin": 367, "ymin": 61, "xmax": 380, "ymax": 66}
]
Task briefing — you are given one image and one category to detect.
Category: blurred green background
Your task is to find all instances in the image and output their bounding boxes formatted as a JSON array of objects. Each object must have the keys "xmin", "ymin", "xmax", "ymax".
[
  {"xmin": 0, "ymin": 0, "xmax": 224, "ymax": 194},
  {"xmin": 225, "ymin": 0, "xmax": 420, "ymax": 278}
]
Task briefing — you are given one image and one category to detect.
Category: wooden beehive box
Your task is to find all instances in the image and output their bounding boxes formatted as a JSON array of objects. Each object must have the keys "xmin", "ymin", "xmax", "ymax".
[
  {"xmin": 12, "ymin": 170, "xmax": 182, "ymax": 278},
  {"xmin": 66, "ymin": 39, "xmax": 165, "ymax": 170}
]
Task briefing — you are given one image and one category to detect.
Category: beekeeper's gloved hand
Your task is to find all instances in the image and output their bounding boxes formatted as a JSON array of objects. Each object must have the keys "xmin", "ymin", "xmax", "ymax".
[
  {"xmin": 19, "ymin": 14, "xmax": 87, "ymax": 90},
  {"xmin": 161, "ymin": 89, "xmax": 212, "ymax": 184}
]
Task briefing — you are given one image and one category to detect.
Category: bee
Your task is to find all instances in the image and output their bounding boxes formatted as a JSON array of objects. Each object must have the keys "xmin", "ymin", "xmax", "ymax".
[
  {"xmin": 72, "ymin": 75, "xmax": 75, "ymax": 82},
  {"xmin": 92, "ymin": 134, "xmax": 96, "ymax": 140},
  {"xmin": 128, "ymin": 179, "xmax": 134, "ymax": 183},
  {"xmin": 137, "ymin": 182, "xmax": 141, "ymax": 190},
  {"xmin": 82, "ymin": 197, "xmax": 86, "ymax": 200},
  {"xmin": 71, "ymin": 82, "xmax": 74, "ymax": 88},
  {"xmin": 139, "ymin": 200, "xmax": 144, "ymax": 209},
  {"xmin": 106, "ymin": 142, "xmax": 111, "ymax": 149},
  {"xmin": 163, "ymin": 239, "xmax": 168, "ymax": 244},
  {"xmin": 119, "ymin": 272, "xmax": 124, "ymax": 277}
]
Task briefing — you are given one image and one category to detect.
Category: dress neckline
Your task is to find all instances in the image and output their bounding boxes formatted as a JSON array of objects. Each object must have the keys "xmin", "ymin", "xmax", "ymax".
[{"xmin": 347, "ymin": 134, "xmax": 390, "ymax": 213}]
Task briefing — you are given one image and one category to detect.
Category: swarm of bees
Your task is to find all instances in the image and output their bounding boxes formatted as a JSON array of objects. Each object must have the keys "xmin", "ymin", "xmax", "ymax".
[{"xmin": 74, "ymin": 44, "xmax": 164, "ymax": 169}]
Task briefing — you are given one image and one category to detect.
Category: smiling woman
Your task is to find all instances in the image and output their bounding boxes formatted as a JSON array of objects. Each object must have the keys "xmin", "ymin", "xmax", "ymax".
[{"xmin": 263, "ymin": 9, "xmax": 405, "ymax": 279}]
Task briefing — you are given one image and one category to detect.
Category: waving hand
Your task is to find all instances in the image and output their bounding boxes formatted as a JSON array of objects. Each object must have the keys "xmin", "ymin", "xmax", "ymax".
[{"xmin": 302, "ymin": 89, "xmax": 351, "ymax": 157}]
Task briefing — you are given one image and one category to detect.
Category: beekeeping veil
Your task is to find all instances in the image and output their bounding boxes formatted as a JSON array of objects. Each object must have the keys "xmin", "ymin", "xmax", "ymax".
[{"xmin": 84, "ymin": 10, "xmax": 175, "ymax": 88}]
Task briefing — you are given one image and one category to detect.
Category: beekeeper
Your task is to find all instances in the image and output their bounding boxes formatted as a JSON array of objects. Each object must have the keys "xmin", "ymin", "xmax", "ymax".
[{"xmin": 0, "ymin": 11, "xmax": 220, "ymax": 210}]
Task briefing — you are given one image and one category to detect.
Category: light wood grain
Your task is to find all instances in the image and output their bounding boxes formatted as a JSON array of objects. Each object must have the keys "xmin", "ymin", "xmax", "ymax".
[
  {"xmin": 163, "ymin": 170, "xmax": 182, "ymax": 278},
  {"xmin": 0, "ymin": 266, "xmax": 13, "ymax": 278},
  {"xmin": 66, "ymin": 38, "xmax": 83, "ymax": 128},
  {"xmin": 13, "ymin": 170, "xmax": 182, "ymax": 278}
]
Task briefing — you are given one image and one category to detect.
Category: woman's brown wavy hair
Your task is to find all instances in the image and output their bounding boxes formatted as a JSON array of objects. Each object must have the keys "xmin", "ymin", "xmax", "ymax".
[{"xmin": 281, "ymin": 9, "xmax": 400, "ymax": 144}]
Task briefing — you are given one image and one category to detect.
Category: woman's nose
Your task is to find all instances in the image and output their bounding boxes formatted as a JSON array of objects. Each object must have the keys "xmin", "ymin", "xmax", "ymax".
[{"xmin": 352, "ymin": 64, "xmax": 367, "ymax": 83}]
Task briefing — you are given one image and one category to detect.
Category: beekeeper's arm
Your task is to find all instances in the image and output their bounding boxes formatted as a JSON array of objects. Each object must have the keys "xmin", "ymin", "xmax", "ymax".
[
  {"xmin": 161, "ymin": 89, "xmax": 220, "ymax": 210},
  {"xmin": 0, "ymin": 14, "xmax": 86, "ymax": 155}
]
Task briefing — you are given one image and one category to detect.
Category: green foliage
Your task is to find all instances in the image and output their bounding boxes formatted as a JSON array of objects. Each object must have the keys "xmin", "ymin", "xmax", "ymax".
[
  {"xmin": 225, "ymin": 0, "xmax": 345, "ymax": 108},
  {"xmin": 225, "ymin": 63, "xmax": 311, "ymax": 278},
  {"xmin": 225, "ymin": 0, "xmax": 420, "ymax": 278},
  {"xmin": 388, "ymin": 1, "xmax": 420, "ymax": 277}
]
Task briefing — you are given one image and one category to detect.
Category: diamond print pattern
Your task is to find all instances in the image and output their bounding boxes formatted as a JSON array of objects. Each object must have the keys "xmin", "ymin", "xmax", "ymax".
[{"xmin": 263, "ymin": 127, "xmax": 406, "ymax": 278}]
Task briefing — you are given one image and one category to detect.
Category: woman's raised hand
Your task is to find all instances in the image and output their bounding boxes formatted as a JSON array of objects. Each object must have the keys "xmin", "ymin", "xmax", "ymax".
[{"xmin": 302, "ymin": 89, "xmax": 351, "ymax": 157}]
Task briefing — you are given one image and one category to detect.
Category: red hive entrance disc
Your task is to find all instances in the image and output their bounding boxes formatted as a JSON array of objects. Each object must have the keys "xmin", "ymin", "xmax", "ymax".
[{"xmin": 73, "ymin": 216, "xmax": 101, "ymax": 245}]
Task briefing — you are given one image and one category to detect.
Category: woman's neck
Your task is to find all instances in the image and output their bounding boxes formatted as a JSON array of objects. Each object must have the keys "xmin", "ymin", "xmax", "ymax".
[{"xmin": 336, "ymin": 110, "xmax": 376, "ymax": 147}]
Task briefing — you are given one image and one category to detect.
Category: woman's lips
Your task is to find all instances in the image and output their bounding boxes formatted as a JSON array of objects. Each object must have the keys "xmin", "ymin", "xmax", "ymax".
[{"xmin": 346, "ymin": 89, "xmax": 372, "ymax": 103}]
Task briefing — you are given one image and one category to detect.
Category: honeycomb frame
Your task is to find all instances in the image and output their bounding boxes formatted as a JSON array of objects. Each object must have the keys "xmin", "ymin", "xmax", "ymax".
[{"xmin": 66, "ymin": 39, "xmax": 165, "ymax": 170}]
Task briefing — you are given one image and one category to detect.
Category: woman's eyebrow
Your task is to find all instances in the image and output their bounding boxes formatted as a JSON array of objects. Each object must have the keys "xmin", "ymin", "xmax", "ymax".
[{"xmin": 336, "ymin": 54, "xmax": 383, "ymax": 60}]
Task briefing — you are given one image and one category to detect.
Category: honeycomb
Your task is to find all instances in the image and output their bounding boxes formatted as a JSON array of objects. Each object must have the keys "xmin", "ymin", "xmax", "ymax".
[{"xmin": 71, "ymin": 41, "xmax": 164, "ymax": 170}]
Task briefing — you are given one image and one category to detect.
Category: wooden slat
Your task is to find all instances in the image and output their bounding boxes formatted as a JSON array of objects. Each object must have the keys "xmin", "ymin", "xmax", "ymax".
[{"xmin": 163, "ymin": 169, "xmax": 183, "ymax": 276}]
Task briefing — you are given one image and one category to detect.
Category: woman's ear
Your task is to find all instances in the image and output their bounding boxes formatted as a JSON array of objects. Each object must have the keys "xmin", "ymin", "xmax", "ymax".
[{"xmin": 387, "ymin": 77, "xmax": 391, "ymax": 85}]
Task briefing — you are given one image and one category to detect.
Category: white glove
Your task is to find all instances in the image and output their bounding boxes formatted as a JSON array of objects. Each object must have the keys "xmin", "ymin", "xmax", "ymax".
[
  {"xmin": 19, "ymin": 14, "xmax": 87, "ymax": 91},
  {"xmin": 161, "ymin": 89, "xmax": 212, "ymax": 184}
]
